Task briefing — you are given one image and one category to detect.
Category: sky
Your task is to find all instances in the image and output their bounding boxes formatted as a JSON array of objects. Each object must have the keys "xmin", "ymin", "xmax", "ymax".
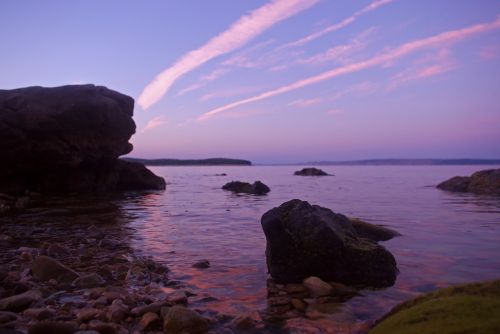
[{"xmin": 1, "ymin": 0, "xmax": 499, "ymax": 163}]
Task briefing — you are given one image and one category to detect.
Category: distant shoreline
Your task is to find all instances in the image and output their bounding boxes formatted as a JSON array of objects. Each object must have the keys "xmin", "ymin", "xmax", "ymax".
[
  {"xmin": 123, "ymin": 158, "xmax": 500, "ymax": 166},
  {"xmin": 266, "ymin": 159, "xmax": 500, "ymax": 166},
  {"xmin": 122, "ymin": 157, "xmax": 252, "ymax": 166}
]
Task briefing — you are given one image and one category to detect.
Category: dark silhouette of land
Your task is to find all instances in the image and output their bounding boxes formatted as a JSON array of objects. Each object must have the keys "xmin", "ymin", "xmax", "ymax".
[
  {"xmin": 287, "ymin": 159, "xmax": 500, "ymax": 166},
  {"xmin": 123, "ymin": 157, "xmax": 252, "ymax": 166}
]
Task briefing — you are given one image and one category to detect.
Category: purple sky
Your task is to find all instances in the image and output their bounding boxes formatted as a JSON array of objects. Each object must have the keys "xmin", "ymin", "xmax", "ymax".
[{"xmin": 1, "ymin": 1, "xmax": 500, "ymax": 163}]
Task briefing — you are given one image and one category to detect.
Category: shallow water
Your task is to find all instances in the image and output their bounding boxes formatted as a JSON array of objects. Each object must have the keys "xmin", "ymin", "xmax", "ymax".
[{"xmin": 121, "ymin": 165, "xmax": 500, "ymax": 326}]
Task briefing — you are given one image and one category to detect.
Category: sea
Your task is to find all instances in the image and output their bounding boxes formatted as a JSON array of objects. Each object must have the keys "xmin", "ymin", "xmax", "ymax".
[{"xmin": 124, "ymin": 165, "xmax": 500, "ymax": 327}]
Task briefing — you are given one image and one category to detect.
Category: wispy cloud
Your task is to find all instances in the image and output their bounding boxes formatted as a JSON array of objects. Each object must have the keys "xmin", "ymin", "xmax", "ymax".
[
  {"xmin": 141, "ymin": 116, "xmax": 169, "ymax": 133},
  {"xmin": 177, "ymin": 68, "xmax": 229, "ymax": 96},
  {"xmin": 200, "ymin": 86, "xmax": 261, "ymax": 102},
  {"xmin": 478, "ymin": 44, "xmax": 500, "ymax": 60},
  {"xmin": 138, "ymin": 0, "xmax": 318, "ymax": 109},
  {"xmin": 289, "ymin": 98, "xmax": 323, "ymax": 107},
  {"xmin": 281, "ymin": 0, "xmax": 393, "ymax": 49},
  {"xmin": 326, "ymin": 108, "xmax": 343, "ymax": 115},
  {"xmin": 388, "ymin": 48, "xmax": 456, "ymax": 90},
  {"xmin": 299, "ymin": 27, "xmax": 376, "ymax": 65},
  {"xmin": 198, "ymin": 17, "xmax": 500, "ymax": 121}
]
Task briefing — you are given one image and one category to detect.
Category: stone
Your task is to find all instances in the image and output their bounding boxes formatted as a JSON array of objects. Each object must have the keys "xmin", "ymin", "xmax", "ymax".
[
  {"xmin": 229, "ymin": 312, "xmax": 262, "ymax": 331},
  {"xmin": 76, "ymin": 308, "xmax": 100, "ymax": 322},
  {"xmin": 0, "ymin": 310, "xmax": 17, "ymax": 323},
  {"xmin": 27, "ymin": 321, "xmax": 78, "ymax": 334},
  {"xmin": 437, "ymin": 168, "xmax": 500, "ymax": 195},
  {"xmin": 291, "ymin": 298, "xmax": 307, "ymax": 312},
  {"xmin": 0, "ymin": 85, "xmax": 165, "ymax": 194},
  {"xmin": 261, "ymin": 199, "xmax": 398, "ymax": 287},
  {"xmin": 138, "ymin": 311, "xmax": 160, "ymax": 331},
  {"xmin": 46, "ymin": 243, "xmax": 70, "ymax": 259},
  {"xmin": 303, "ymin": 277, "xmax": 332, "ymax": 297},
  {"xmin": 131, "ymin": 301, "xmax": 166, "ymax": 316},
  {"xmin": 294, "ymin": 168, "xmax": 329, "ymax": 176},
  {"xmin": 106, "ymin": 300, "xmax": 128, "ymax": 323},
  {"xmin": 31, "ymin": 256, "xmax": 79, "ymax": 283},
  {"xmin": 222, "ymin": 181, "xmax": 270, "ymax": 195},
  {"xmin": 87, "ymin": 319, "xmax": 119, "ymax": 334},
  {"xmin": 72, "ymin": 273, "xmax": 105, "ymax": 288},
  {"xmin": 23, "ymin": 307, "xmax": 55, "ymax": 320},
  {"xmin": 192, "ymin": 260, "xmax": 210, "ymax": 269},
  {"xmin": 163, "ymin": 306, "xmax": 209, "ymax": 334},
  {"xmin": 348, "ymin": 217, "xmax": 401, "ymax": 242},
  {"xmin": 167, "ymin": 291, "xmax": 188, "ymax": 304},
  {"xmin": 0, "ymin": 290, "xmax": 42, "ymax": 312}
]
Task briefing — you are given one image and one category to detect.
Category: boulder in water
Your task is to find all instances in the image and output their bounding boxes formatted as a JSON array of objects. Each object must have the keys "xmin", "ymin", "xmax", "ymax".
[
  {"xmin": 294, "ymin": 168, "xmax": 329, "ymax": 176},
  {"xmin": 222, "ymin": 181, "xmax": 270, "ymax": 195},
  {"xmin": 437, "ymin": 168, "xmax": 500, "ymax": 195},
  {"xmin": 261, "ymin": 199, "xmax": 398, "ymax": 287}
]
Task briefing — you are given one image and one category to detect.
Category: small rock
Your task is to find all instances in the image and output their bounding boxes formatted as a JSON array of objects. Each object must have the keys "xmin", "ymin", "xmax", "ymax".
[
  {"xmin": 23, "ymin": 307, "xmax": 55, "ymax": 320},
  {"xmin": 73, "ymin": 273, "xmax": 105, "ymax": 288},
  {"xmin": 291, "ymin": 298, "xmax": 307, "ymax": 312},
  {"xmin": 167, "ymin": 291, "xmax": 188, "ymax": 304},
  {"xmin": 0, "ymin": 310, "xmax": 17, "ymax": 323},
  {"xmin": 20, "ymin": 251, "xmax": 32, "ymax": 262},
  {"xmin": 87, "ymin": 319, "xmax": 119, "ymax": 334},
  {"xmin": 31, "ymin": 256, "xmax": 79, "ymax": 283},
  {"xmin": 106, "ymin": 300, "xmax": 128, "ymax": 323},
  {"xmin": 303, "ymin": 277, "xmax": 332, "ymax": 297},
  {"xmin": 0, "ymin": 290, "xmax": 42, "ymax": 312},
  {"xmin": 131, "ymin": 301, "xmax": 166, "ymax": 316},
  {"xmin": 47, "ymin": 243, "xmax": 71, "ymax": 259},
  {"xmin": 163, "ymin": 305, "xmax": 209, "ymax": 334},
  {"xmin": 229, "ymin": 311, "xmax": 262, "ymax": 331},
  {"xmin": 27, "ymin": 321, "xmax": 78, "ymax": 334},
  {"xmin": 138, "ymin": 311, "xmax": 160, "ymax": 331},
  {"xmin": 192, "ymin": 260, "xmax": 210, "ymax": 269},
  {"xmin": 76, "ymin": 308, "xmax": 100, "ymax": 322}
]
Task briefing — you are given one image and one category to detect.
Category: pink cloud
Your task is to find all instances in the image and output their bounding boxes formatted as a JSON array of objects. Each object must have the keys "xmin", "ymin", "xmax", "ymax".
[
  {"xmin": 478, "ymin": 44, "xmax": 500, "ymax": 60},
  {"xmin": 281, "ymin": 0, "xmax": 393, "ymax": 49},
  {"xmin": 289, "ymin": 98, "xmax": 323, "ymax": 107},
  {"xmin": 198, "ymin": 16, "xmax": 500, "ymax": 121},
  {"xmin": 138, "ymin": 0, "xmax": 318, "ymax": 109},
  {"xmin": 177, "ymin": 68, "xmax": 229, "ymax": 96},
  {"xmin": 326, "ymin": 108, "xmax": 343, "ymax": 115},
  {"xmin": 299, "ymin": 27, "xmax": 376, "ymax": 65},
  {"xmin": 388, "ymin": 48, "xmax": 456, "ymax": 89},
  {"xmin": 141, "ymin": 116, "xmax": 169, "ymax": 132}
]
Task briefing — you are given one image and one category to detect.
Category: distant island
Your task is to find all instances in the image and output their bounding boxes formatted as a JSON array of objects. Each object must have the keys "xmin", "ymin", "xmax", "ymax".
[
  {"xmin": 284, "ymin": 159, "xmax": 500, "ymax": 166},
  {"xmin": 123, "ymin": 157, "xmax": 252, "ymax": 166}
]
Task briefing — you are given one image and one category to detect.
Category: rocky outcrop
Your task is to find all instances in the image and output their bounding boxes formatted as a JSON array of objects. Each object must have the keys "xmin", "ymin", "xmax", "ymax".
[
  {"xmin": 261, "ymin": 200, "xmax": 398, "ymax": 287},
  {"xmin": 294, "ymin": 168, "xmax": 329, "ymax": 176},
  {"xmin": 437, "ymin": 168, "xmax": 500, "ymax": 195},
  {"xmin": 0, "ymin": 85, "xmax": 165, "ymax": 194},
  {"xmin": 222, "ymin": 181, "xmax": 270, "ymax": 195}
]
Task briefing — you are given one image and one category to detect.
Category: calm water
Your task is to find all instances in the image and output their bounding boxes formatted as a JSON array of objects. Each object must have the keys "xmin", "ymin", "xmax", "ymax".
[{"xmin": 122, "ymin": 165, "xmax": 500, "ymax": 326}]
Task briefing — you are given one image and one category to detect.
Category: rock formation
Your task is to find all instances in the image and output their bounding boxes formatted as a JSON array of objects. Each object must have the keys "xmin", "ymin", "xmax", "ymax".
[
  {"xmin": 0, "ymin": 85, "xmax": 165, "ymax": 194},
  {"xmin": 437, "ymin": 168, "xmax": 500, "ymax": 195},
  {"xmin": 294, "ymin": 168, "xmax": 329, "ymax": 176},
  {"xmin": 261, "ymin": 199, "xmax": 398, "ymax": 287},
  {"xmin": 222, "ymin": 181, "xmax": 270, "ymax": 195}
]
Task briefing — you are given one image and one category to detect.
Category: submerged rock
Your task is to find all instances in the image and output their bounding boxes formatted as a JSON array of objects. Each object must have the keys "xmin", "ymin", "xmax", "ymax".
[
  {"xmin": 0, "ymin": 85, "xmax": 165, "ymax": 194},
  {"xmin": 222, "ymin": 181, "xmax": 270, "ymax": 195},
  {"xmin": 192, "ymin": 259, "xmax": 210, "ymax": 269},
  {"xmin": 348, "ymin": 217, "xmax": 401, "ymax": 242},
  {"xmin": 437, "ymin": 168, "xmax": 500, "ymax": 195},
  {"xmin": 294, "ymin": 168, "xmax": 329, "ymax": 176},
  {"xmin": 371, "ymin": 280, "xmax": 500, "ymax": 334},
  {"xmin": 261, "ymin": 199, "xmax": 398, "ymax": 287}
]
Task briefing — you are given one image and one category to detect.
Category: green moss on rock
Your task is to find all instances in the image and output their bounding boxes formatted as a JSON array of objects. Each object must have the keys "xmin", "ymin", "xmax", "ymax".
[{"xmin": 370, "ymin": 280, "xmax": 500, "ymax": 334}]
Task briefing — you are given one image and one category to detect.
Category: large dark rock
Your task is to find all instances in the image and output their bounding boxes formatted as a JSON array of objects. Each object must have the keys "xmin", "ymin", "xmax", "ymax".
[
  {"xmin": 437, "ymin": 169, "xmax": 500, "ymax": 195},
  {"xmin": 0, "ymin": 85, "xmax": 165, "ymax": 194},
  {"xmin": 222, "ymin": 181, "xmax": 270, "ymax": 195},
  {"xmin": 261, "ymin": 200, "xmax": 398, "ymax": 287},
  {"xmin": 294, "ymin": 168, "xmax": 329, "ymax": 176},
  {"xmin": 348, "ymin": 217, "xmax": 401, "ymax": 242}
]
